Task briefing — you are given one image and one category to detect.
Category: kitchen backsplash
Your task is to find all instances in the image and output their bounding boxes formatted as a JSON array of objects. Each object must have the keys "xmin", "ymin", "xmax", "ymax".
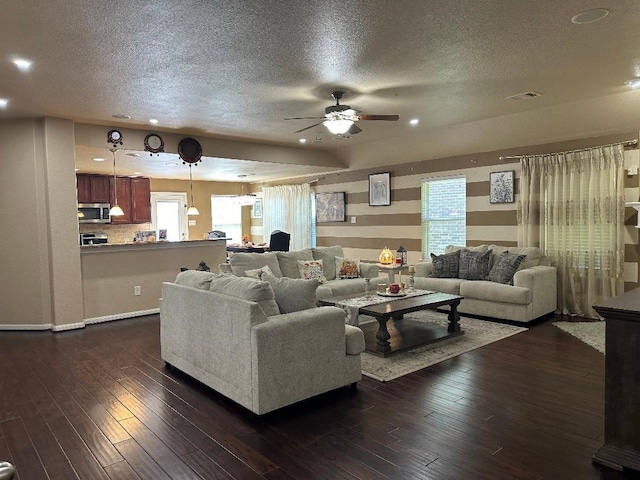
[{"xmin": 79, "ymin": 223, "xmax": 152, "ymax": 244}]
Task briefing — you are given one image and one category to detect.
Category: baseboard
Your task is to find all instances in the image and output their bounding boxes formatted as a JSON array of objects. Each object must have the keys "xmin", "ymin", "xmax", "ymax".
[
  {"xmin": 84, "ymin": 309, "xmax": 160, "ymax": 325},
  {"xmin": 0, "ymin": 323, "xmax": 53, "ymax": 331},
  {"xmin": 52, "ymin": 322, "xmax": 86, "ymax": 332}
]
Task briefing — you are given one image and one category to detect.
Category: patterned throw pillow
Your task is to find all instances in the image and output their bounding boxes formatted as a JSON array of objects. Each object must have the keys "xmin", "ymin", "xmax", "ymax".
[
  {"xmin": 244, "ymin": 264, "xmax": 274, "ymax": 281},
  {"xmin": 458, "ymin": 249, "xmax": 492, "ymax": 280},
  {"xmin": 335, "ymin": 256, "xmax": 360, "ymax": 279},
  {"xmin": 297, "ymin": 259, "xmax": 327, "ymax": 283},
  {"xmin": 486, "ymin": 251, "xmax": 526, "ymax": 284},
  {"xmin": 429, "ymin": 250, "xmax": 460, "ymax": 278}
]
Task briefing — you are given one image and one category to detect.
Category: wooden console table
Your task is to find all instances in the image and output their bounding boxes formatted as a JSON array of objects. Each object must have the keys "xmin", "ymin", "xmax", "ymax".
[{"xmin": 593, "ymin": 288, "xmax": 640, "ymax": 472}]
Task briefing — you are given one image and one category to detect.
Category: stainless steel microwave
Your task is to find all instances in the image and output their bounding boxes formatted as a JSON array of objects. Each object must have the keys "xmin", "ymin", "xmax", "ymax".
[{"xmin": 78, "ymin": 203, "xmax": 111, "ymax": 223}]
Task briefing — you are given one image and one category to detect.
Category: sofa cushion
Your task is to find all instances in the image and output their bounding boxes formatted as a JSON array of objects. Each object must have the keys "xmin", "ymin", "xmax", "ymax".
[
  {"xmin": 458, "ymin": 249, "xmax": 492, "ymax": 280},
  {"xmin": 209, "ymin": 275, "xmax": 280, "ymax": 317},
  {"xmin": 489, "ymin": 245, "xmax": 541, "ymax": 270},
  {"xmin": 413, "ymin": 277, "xmax": 465, "ymax": 295},
  {"xmin": 244, "ymin": 264, "xmax": 275, "ymax": 280},
  {"xmin": 345, "ymin": 325, "xmax": 365, "ymax": 355},
  {"xmin": 312, "ymin": 246, "xmax": 344, "ymax": 281},
  {"xmin": 229, "ymin": 252, "xmax": 283, "ymax": 278},
  {"xmin": 175, "ymin": 270, "xmax": 219, "ymax": 290},
  {"xmin": 429, "ymin": 250, "xmax": 460, "ymax": 278},
  {"xmin": 460, "ymin": 280, "xmax": 532, "ymax": 305},
  {"xmin": 263, "ymin": 274, "xmax": 319, "ymax": 313},
  {"xmin": 486, "ymin": 251, "xmax": 526, "ymax": 284},
  {"xmin": 445, "ymin": 244, "xmax": 488, "ymax": 254},
  {"xmin": 335, "ymin": 256, "xmax": 360, "ymax": 279},
  {"xmin": 297, "ymin": 259, "xmax": 327, "ymax": 283},
  {"xmin": 276, "ymin": 249, "xmax": 314, "ymax": 278}
]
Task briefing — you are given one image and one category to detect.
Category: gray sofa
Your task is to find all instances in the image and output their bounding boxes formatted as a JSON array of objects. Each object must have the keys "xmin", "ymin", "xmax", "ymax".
[
  {"xmin": 220, "ymin": 245, "xmax": 386, "ymax": 300},
  {"xmin": 160, "ymin": 270, "xmax": 365, "ymax": 415},
  {"xmin": 414, "ymin": 245, "xmax": 557, "ymax": 323}
]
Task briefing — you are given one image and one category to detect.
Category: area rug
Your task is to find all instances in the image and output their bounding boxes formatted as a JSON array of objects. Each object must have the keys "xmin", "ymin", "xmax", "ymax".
[
  {"xmin": 553, "ymin": 321, "xmax": 605, "ymax": 354},
  {"xmin": 358, "ymin": 310, "xmax": 527, "ymax": 382}
]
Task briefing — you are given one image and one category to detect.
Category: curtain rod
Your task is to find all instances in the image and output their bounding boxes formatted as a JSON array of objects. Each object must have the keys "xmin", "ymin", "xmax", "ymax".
[{"xmin": 498, "ymin": 139, "xmax": 638, "ymax": 160}]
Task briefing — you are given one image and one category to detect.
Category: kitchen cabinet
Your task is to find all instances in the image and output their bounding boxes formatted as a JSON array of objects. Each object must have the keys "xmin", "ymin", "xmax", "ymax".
[
  {"xmin": 77, "ymin": 174, "xmax": 110, "ymax": 204},
  {"xmin": 109, "ymin": 176, "xmax": 150, "ymax": 224}
]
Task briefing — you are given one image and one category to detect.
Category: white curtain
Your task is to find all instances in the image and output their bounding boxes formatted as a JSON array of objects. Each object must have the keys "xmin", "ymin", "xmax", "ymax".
[
  {"xmin": 262, "ymin": 184, "xmax": 311, "ymax": 251},
  {"xmin": 517, "ymin": 144, "xmax": 625, "ymax": 318}
]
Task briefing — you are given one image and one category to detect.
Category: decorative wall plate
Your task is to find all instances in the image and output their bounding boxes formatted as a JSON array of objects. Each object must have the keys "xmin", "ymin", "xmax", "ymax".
[
  {"xmin": 107, "ymin": 129, "xmax": 123, "ymax": 146},
  {"xmin": 144, "ymin": 133, "xmax": 164, "ymax": 155},
  {"xmin": 178, "ymin": 137, "xmax": 202, "ymax": 164}
]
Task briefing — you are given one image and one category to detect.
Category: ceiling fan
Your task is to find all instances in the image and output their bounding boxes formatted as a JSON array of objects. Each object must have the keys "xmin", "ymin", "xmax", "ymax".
[{"xmin": 284, "ymin": 90, "xmax": 399, "ymax": 136}]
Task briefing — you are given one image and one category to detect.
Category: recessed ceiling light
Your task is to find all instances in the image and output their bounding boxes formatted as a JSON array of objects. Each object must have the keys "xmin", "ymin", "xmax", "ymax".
[
  {"xmin": 132, "ymin": 171, "xmax": 142, "ymax": 175},
  {"xmin": 571, "ymin": 8, "xmax": 609, "ymax": 24},
  {"xmin": 0, "ymin": 98, "xmax": 8, "ymax": 109},
  {"xmin": 75, "ymin": 168, "xmax": 79, "ymax": 172},
  {"xmin": 149, "ymin": 119, "xmax": 158, "ymax": 125},
  {"xmin": 127, "ymin": 152, "xmax": 141, "ymax": 157},
  {"xmin": 299, "ymin": 138, "xmax": 307, "ymax": 143},
  {"xmin": 409, "ymin": 119, "xmax": 419, "ymax": 125},
  {"xmin": 112, "ymin": 114, "xmax": 131, "ymax": 119},
  {"xmin": 92, "ymin": 157, "xmax": 105, "ymax": 162},
  {"xmin": 166, "ymin": 162, "xmax": 179, "ymax": 167},
  {"xmin": 11, "ymin": 57, "xmax": 33, "ymax": 71},
  {"xmin": 626, "ymin": 78, "xmax": 640, "ymax": 89}
]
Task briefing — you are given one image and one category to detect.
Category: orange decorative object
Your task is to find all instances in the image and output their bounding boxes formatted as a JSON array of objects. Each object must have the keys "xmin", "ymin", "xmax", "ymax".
[{"xmin": 379, "ymin": 247, "xmax": 395, "ymax": 265}]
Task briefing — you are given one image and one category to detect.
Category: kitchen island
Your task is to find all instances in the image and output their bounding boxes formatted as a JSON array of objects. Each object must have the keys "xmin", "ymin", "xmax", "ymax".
[{"xmin": 80, "ymin": 238, "xmax": 226, "ymax": 323}]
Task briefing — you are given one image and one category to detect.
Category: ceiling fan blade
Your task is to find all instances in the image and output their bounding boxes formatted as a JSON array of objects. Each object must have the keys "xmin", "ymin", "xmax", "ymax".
[
  {"xmin": 284, "ymin": 116, "xmax": 325, "ymax": 120},
  {"xmin": 294, "ymin": 122, "xmax": 323, "ymax": 133},
  {"xmin": 348, "ymin": 124, "xmax": 362, "ymax": 135},
  {"xmin": 358, "ymin": 114, "xmax": 399, "ymax": 121}
]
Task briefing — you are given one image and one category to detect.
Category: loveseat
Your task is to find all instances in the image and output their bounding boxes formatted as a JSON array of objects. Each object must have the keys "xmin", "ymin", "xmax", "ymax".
[
  {"xmin": 220, "ymin": 245, "xmax": 386, "ymax": 300},
  {"xmin": 413, "ymin": 245, "xmax": 557, "ymax": 323},
  {"xmin": 160, "ymin": 270, "xmax": 365, "ymax": 415}
]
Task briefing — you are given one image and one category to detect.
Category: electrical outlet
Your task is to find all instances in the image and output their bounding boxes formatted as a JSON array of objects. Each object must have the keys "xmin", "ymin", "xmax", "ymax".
[
  {"xmin": 351, "ymin": 216, "xmax": 356, "ymax": 224},
  {"xmin": 134, "ymin": 286, "xmax": 141, "ymax": 296}
]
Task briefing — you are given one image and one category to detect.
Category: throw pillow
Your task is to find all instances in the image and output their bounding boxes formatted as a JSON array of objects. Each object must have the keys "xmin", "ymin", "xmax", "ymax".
[
  {"xmin": 312, "ymin": 246, "xmax": 344, "ymax": 281},
  {"xmin": 262, "ymin": 273, "xmax": 319, "ymax": 313},
  {"xmin": 208, "ymin": 275, "xmax": 280, "ymax": 317},
  {"xmin": 335, "ymin": 256, "xmax": 360, "ymax": 279},
  {"xmin": 174, "ymin": 270, "xmax": 219, "ymax": 290},
  {"xmin": 244, "ymin": 264, "xmax": 274, "ymax": 281},
  {"xmin": 297, "ymin": 259, "xmax": 327, "ymax": 283},
  {"xmin": 486, "ymin": 251, "xmax": 526, "ymax": 284},
  {"xmin": 428, "ymin": 250, "xmax": 460, "ymax": 278},
  {"xmin": 458, "ymin": 249, "xmax": 492, "ymax": 280}
]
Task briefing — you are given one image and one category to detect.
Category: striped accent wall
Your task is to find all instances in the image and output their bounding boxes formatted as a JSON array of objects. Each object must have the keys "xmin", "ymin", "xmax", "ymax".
[{"xmin": 306, "ymin": 131, "xmax": 640, "ymax": 291}]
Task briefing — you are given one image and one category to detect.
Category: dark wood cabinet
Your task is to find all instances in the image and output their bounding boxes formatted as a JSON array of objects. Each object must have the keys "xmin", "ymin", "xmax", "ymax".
[
  {"xmin": 109, "ymin": 176, "xmax": 150, "ymax": 225},
  {"xmin": 593, "ymin": 289, "xmax": 640, "ymax": 472},
  {"xmin": 77, "ymin": 174, "xmax": 110, "ymax": 204},
  {"xmin": 131, "ymin": 177, "xmax": 151, "ymax": 223}
]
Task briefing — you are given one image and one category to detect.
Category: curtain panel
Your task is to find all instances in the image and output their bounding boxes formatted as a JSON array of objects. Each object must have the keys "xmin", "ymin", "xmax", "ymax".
[
  {"xmin": 517, "ymin": 144, "xmax": 625, "ymax": 318},
  {"xmin": 262, "ymin": 184, "xmax": 311, "ymax": 251}
]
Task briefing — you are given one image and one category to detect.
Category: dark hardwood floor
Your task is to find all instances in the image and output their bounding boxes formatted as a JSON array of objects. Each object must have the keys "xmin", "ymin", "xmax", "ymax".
[{"xmin": 0, "ymin": 314, "xmax": 637, "ymax": 480}]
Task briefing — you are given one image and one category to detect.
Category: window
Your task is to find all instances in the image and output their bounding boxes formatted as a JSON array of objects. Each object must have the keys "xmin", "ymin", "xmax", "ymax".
[
  {"xmin": 211, "ymin": 196, "xmax": 242, "ymax": 243},
  {"xmin": 421, "ymin": 176, "xmax": 466, "ymax": 257}
]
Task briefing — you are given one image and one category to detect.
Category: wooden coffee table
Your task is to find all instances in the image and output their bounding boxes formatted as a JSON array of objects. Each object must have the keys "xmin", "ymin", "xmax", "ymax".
[{"xmin": 321, "ymin": 292, "xmax": 464, "ymax": 357}]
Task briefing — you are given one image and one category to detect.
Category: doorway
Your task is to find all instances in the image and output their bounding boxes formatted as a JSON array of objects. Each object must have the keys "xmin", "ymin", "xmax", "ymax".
[{"xmin": 151, "ymin": 192, "xmax": 188, "ymax": 241}]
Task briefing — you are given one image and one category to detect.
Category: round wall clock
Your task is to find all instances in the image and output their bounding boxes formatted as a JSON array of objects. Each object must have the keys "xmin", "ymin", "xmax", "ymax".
[
  {"xmin": 107, "ymin": 129, "xmax": 123, "ymax": 146},
  {"xmin": 144, "ymin": 133, "xmax": 165, "ymax": 155},
  {"xmin": 178, "ymin": 137, "xmax": 202, "ymax": 164}
]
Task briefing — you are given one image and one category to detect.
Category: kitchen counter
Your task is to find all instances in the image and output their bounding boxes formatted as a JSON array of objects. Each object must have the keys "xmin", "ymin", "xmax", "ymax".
[{"xmin": 80, "ymin": 238, "xmax": 226, "ymax": 254}]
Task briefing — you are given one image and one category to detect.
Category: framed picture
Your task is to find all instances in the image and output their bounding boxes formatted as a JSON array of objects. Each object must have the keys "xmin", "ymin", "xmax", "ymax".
[
  {"xmin": 316, "ymin": 192, "xmax": 346, "ymax": 222},
  {"xmin": 251, "ymin": 198, "xmax": 263, "ymax": 218},
  {"xmin": 489, "ymin": 170, "xmax": 515, "ymax": 204},
  {"xmin": 369, "ymin": 172, "xmax": 391, "ymax": 206}
]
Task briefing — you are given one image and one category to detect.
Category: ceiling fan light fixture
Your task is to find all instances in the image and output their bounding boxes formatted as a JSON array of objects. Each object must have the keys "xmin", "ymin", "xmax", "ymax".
[{"xmin": 323, "ymin": 119, "xmax": 354, "ymax": 135}]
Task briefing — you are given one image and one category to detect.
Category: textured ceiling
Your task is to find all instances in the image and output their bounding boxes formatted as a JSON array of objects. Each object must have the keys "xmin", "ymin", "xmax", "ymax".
[{"xmin": 3, "ymin": 1, "xmax": 640, "ymax": 181}]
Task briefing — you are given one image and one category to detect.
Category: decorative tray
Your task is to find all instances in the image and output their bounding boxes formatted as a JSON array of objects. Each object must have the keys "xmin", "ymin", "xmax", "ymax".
[{"xmin": 377, "ymin": 291, "xmax": 407, "ymax": 297}]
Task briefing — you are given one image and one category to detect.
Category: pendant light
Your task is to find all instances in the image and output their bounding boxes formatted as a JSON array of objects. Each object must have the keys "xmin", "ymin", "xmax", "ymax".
[
  {"xmin": 108, "ymin": 148, "xmax": 124, "ymax": 216},
  {"xmin": 187, "ymin": 164, "xmax": 199, "ymax": 215}
]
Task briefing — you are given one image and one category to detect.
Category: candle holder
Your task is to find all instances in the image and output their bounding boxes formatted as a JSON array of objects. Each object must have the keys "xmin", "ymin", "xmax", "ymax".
[
  {"xmin": 364, "ymin": 277, "xmax": 372, "ymax": 298},
  {"xmin": 408, "ymin": 271, "xmax": 415, "ymax": 291}
]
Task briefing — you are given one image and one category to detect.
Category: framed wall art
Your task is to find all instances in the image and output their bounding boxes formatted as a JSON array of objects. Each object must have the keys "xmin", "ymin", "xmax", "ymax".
[
  {"xmin": 489, "ymin": 170, "xmax": 515, "ymax": 204},
  {"xmin": 316, "ymin": 192, "xmax": 346, "ymax": 222},
  {"xmin": 369, "ymin": 172, "xmax": 391, "ymax": 206},
  {"xmin": 251, "ymin": 198, "xmax": 263, "ymax": 218}
]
